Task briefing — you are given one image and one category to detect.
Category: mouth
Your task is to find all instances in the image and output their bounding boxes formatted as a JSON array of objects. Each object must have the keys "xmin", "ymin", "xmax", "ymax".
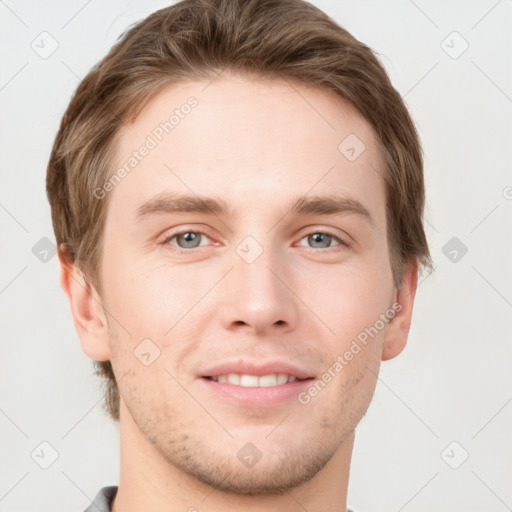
[
  {"xmin": 202, "ymin": 373, "xmax": 312, "ymax": 387},
  {"xmin": 199, "ymin": 362, "xmax": 315, "ymax": 407}
]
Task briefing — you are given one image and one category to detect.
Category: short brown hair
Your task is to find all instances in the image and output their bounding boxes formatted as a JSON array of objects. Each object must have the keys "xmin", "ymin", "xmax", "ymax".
[{"xmin": 46, "ymin": 0, "xmax": 433, "ymax": 422}]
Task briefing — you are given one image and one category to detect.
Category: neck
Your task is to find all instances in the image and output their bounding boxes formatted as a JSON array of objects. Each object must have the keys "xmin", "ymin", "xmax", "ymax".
[{"xmin": 112, "ymin": 400, "xmax": 353, "ymax": 512}]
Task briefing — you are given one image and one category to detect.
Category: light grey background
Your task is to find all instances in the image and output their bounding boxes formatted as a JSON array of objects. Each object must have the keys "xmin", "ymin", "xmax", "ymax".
[{"xmin": 1, "ymin": 1, "xmax": 511, "ymax": 511}]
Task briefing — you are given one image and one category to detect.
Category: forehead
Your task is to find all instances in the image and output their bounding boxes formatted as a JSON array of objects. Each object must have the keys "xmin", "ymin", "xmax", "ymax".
[{"xmin": 109, "ymin": 74, "xmax": 386, "ymax": 227}]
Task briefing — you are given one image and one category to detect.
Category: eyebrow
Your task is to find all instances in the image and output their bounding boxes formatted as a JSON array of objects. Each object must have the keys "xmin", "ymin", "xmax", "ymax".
[{"xmin": 135, "ymin": 191, "xmax": 375, "ymax": 228}]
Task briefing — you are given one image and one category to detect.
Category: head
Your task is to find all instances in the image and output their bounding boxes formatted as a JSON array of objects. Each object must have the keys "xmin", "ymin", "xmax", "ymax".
[{"xmin": 47, "ymin": 0, "xmax": 432, "ymax": 495}]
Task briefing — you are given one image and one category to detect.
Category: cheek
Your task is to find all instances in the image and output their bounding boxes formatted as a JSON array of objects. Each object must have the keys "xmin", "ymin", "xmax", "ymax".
[
  {"xmin": 100, "ymin": 244, "xmax": 213, "ymax": 344},
  {"xmin": 101, "ymin": 228, "xmax": 394, "ymax": 348},
  {"xmin": 100, "ymin": 244, "xmax": 165, "ymax": 334},
  {"xmin": 305, "ymin": 261, "xmax": 393, "ymax": 348}
]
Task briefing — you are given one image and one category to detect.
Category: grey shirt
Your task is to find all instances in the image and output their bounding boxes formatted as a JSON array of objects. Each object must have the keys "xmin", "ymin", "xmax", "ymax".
[
  {"xmin": 83, "ymin": 486, "xmax": 356, "ymax": 511},
  {"xmin": 83, "ymin": 486, "xmax": 117, "ymax": 512}
]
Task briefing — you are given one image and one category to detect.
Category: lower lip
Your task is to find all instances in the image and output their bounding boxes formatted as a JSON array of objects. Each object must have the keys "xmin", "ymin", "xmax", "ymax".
[{"xmin": 199, "ymin": 377, "xmax": 314, "ymax": 407}]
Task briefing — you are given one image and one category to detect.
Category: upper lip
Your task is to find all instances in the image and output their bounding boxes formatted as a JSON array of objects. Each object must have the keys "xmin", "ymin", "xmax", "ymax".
[{"xmin": 200, "ymin": 360, "xmax": 314, "ymax": 380}]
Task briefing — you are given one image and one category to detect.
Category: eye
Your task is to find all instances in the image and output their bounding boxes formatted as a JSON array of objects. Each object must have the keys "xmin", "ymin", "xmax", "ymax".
[
  {"xmin": 297, "ymin": 229, "xmax": 349, "ymax": 250},
  {"xmin": 160, "ymin": 227, "xmax": 349, "ymax": 254},
  {"xmin": 162, "ymin": 229, "xmax": 213, "ymax": 253}
]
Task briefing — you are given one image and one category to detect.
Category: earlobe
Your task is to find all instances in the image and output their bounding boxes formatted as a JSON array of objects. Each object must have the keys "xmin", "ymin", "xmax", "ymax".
[
  {"xmin": 58, "ymin": 244, "xmax": 111, "ymax": 362},
  {"xmin": 381, "ymin": 260, "xmax": 419, "ymax": 361}
]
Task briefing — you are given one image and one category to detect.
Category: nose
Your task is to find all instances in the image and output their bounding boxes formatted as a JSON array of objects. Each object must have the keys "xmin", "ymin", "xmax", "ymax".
[{"xmin": 217, "ymin": 241, "xmax": 300, "ymax": 336}]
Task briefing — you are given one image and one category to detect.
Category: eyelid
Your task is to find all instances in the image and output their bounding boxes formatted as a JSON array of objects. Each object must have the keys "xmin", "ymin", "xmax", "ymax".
[
  {"xmin": 160, "ymin": 225, "xmax": 351, "ymax": 253},
  {"xmin": 161, "ymin": 226, "xmax": 215, "ymax": 248},
  {"xmin": 297, "ymin": 226, "xmax": 350, "ymax": 248}
]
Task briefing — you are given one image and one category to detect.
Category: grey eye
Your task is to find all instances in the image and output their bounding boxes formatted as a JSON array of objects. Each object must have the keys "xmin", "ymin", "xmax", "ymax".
[
  {"xmin": 175, "ymin": 232, "xmax": 203, "ymax": 248},
  {"xmin": 307, "ymin": 232, "xmax": 334, "ymax": 248}
]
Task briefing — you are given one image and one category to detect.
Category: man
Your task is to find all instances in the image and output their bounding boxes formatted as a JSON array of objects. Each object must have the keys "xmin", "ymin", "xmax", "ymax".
[{"xmin": 46, "ymin": 0, "xmax": 432, "ymax": 510}]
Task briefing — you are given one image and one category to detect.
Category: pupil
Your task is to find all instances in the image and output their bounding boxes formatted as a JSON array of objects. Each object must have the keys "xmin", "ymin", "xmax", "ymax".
[
  {"xmin": 179, "ymin": 232, "xmax": 200, "ymax": 248},
  {"xmin": 310, "ymin": 233, "xmax": 330, "ymax": 248}
]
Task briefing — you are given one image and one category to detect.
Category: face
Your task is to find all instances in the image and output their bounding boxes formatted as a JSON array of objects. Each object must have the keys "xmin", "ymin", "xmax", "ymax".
[{"xmin": 96, "ymin": 74, "xmax": 401, "ymax": 494}]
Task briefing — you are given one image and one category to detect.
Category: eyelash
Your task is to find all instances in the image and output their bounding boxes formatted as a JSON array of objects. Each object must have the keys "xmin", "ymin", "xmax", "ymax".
[{"xmin": 161, "ymin": 227, "xmax": 350, "ymax": 254}]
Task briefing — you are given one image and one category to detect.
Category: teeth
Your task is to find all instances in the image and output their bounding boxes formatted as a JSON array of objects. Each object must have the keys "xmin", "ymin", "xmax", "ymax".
[
  {"xmin": 258, "ymin": 374, "xmax": 277, "ymax": 387},
  {"xmin": 277, "ymin": 374, "xmax": 288, "ymax": 385},
  {"xmin": 227, "ymin": 373, "xmax": 240, "ymax": 385},
  {"xmin": 240, "ymin": 374, "xmax": 259, "ymax": 387},
  {"xmin": 210, "ymin": 373, "xmax": 300, "ymax": 387}
]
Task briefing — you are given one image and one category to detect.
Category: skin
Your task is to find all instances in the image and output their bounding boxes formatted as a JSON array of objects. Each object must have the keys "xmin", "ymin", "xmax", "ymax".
[{"xmin": 60, "ymin": 73, "xmax": 418, "ymax": 512}]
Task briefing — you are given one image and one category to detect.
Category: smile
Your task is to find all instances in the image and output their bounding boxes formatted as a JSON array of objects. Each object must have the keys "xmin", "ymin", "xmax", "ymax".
[{"xmin": 205, "ymin": 373, "xmax": 308, "ymax": 387}]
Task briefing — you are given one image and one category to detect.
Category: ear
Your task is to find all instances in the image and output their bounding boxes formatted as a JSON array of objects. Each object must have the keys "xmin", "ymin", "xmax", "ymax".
[
  {"xmin": 58, "ymin": 244, "xmax": 111, "ymax": 362},
  {"xmin": 381, "ymin": 259, "xmax": 419, "ymax": 361}
]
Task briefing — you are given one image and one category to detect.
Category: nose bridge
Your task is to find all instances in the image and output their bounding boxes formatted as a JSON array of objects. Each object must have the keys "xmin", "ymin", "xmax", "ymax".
[
  {"xmin": 219, "ymin": 234, "xmax": 299, "ymax": 333},
  {"xmin": 236, "ymin": 237, "xmax": 281, "ymax": 299}
]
